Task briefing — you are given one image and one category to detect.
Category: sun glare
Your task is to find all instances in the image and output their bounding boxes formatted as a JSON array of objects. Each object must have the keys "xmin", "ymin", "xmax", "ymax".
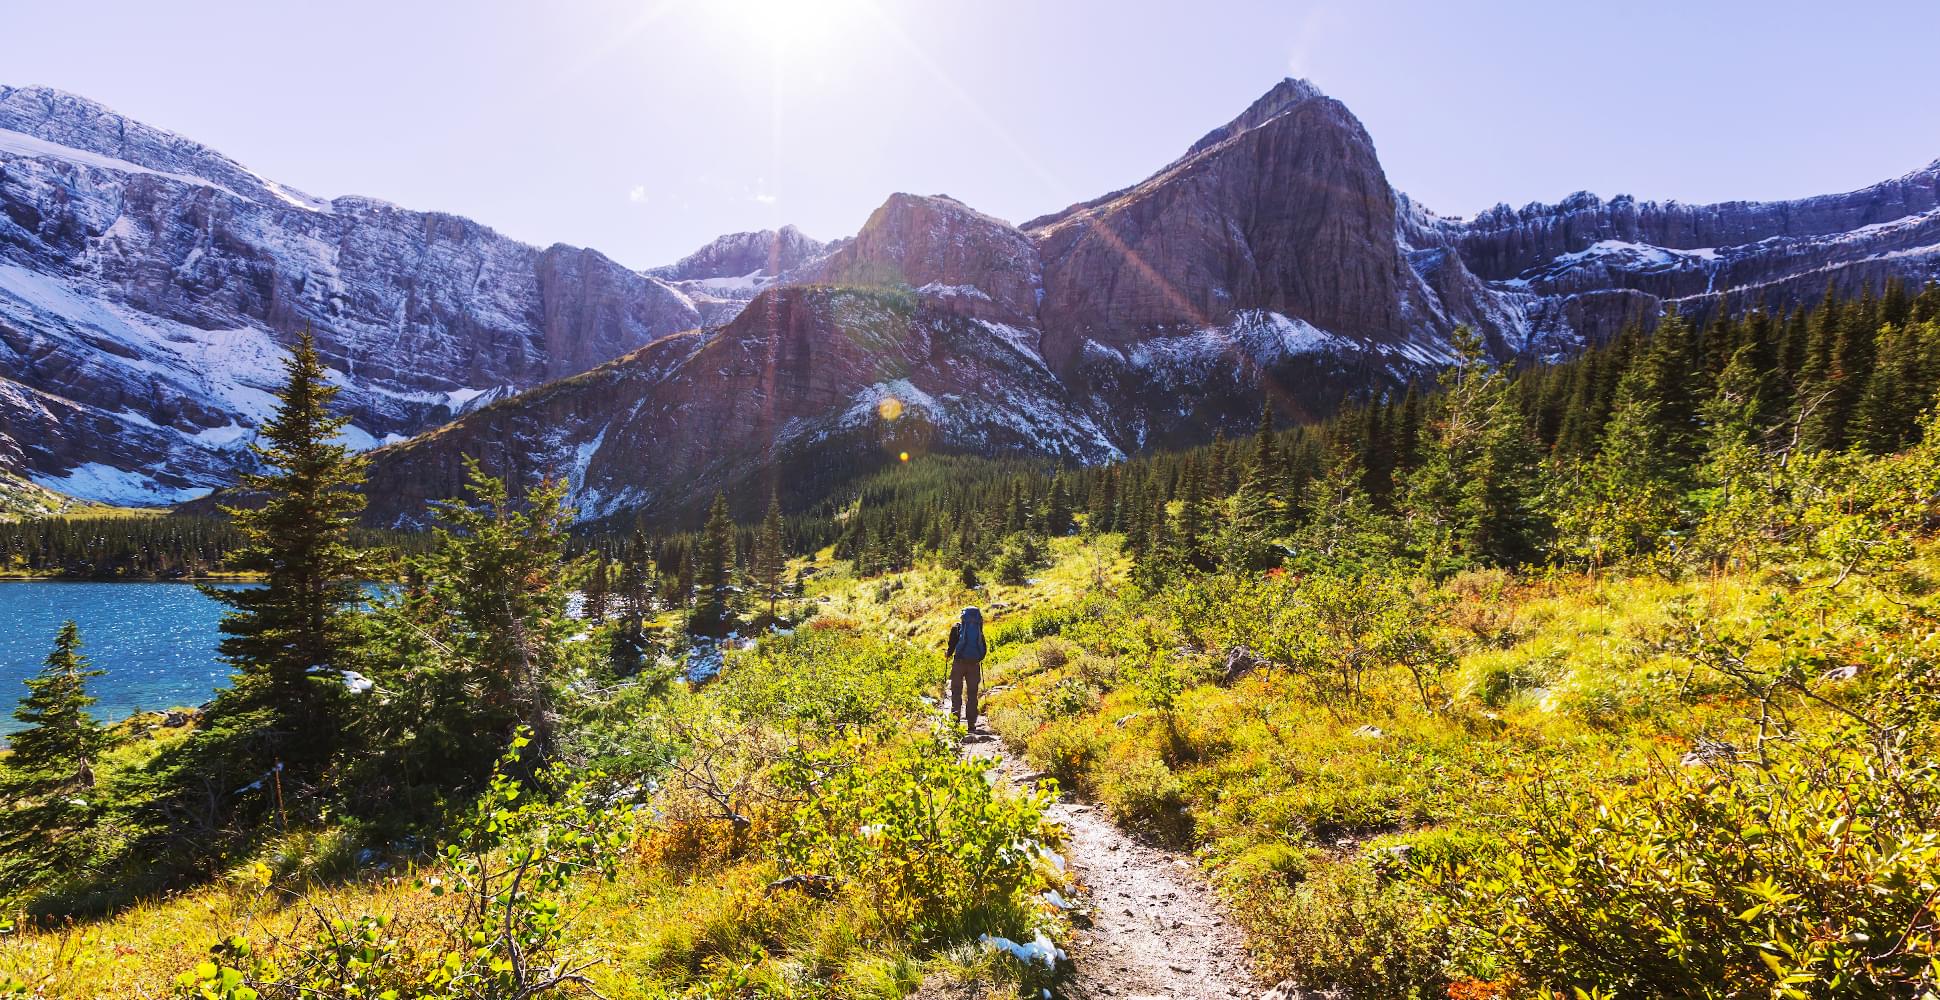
[{"xmin": 714, "ymin": 0, "xmax": 870, "ymax": 53}]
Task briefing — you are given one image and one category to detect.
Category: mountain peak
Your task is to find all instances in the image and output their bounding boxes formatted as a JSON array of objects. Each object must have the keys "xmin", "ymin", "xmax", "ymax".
[
  {"xmin": 1186, "ymin": 77, "xmax": 1329, "ymax": 156},
  {"xmin": 649, "ymin": 226, "xmax": 827, "ymax": 281}
]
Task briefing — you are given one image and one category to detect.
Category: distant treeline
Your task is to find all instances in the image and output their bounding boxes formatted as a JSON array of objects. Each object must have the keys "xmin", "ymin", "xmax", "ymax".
[{"xmin": 0, "ymin": 514, "xmax": 429, "ymax": 579}]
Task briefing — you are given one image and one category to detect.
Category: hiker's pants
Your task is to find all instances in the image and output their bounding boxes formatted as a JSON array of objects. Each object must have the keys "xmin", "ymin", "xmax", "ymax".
[{"xmin": 949, "ymin": 657, "xmax": 983, "ymax": 728}]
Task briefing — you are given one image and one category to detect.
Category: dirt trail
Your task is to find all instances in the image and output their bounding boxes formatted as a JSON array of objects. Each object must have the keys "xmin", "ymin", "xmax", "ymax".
[{"xmin": 962, "ymin": 733, "xmax": 1262, "ymax": 999}]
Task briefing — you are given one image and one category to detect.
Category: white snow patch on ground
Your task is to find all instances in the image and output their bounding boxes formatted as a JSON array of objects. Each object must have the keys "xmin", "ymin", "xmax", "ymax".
[
  {"xmin": 981, "ymin": 931, "xmax": 1064, "ymax": 969},
  {"xmin": 570, "ymin": 429, "xmax": 607, "ymax": 496},
  {"xmin": 335, "ymin": 425, "xmax": 382, "ymax": 452}
]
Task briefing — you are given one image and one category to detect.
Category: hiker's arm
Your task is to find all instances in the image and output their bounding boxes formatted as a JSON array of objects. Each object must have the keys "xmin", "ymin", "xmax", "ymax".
[{"xmin": 947, "ymin": 623, "xmax": 960, "ymax": 658}]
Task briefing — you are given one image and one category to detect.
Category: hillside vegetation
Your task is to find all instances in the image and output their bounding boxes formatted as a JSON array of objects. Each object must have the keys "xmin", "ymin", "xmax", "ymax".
[{"xmin": 4, "ymin": 286, "xmax": 1940, "ymax": 998}]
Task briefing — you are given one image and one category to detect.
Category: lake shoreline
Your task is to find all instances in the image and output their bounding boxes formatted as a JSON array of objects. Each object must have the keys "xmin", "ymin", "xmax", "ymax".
[{"xmin": 0, "ymin": 573, "xmax": 263, "ymax": 583}]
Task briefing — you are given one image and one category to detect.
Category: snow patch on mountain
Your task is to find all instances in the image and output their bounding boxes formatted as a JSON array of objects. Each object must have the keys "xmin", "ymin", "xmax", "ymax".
[
  {"xmin": 29, "ymin": 463, "xmax": 205, "ymax": 507},
  {"xmin": 0, "ymin": 128, "xmax": 248, "ymax": 200}
]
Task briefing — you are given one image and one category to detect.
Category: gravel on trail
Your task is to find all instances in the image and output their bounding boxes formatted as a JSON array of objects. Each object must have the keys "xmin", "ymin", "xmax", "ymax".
[{"xmin": 961, "ymin": 732, "xmax": 1264, "ymax": 999}]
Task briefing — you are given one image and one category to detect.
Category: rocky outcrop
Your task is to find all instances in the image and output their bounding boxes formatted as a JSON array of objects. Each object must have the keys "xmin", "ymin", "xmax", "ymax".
[
  {"xmin": 812, "ymin": 193, "xmax": 1044, "ymax": 326},
  {"xmin": 1454, "ymin": 164, "xmax": 1940, "ymax": 282}
]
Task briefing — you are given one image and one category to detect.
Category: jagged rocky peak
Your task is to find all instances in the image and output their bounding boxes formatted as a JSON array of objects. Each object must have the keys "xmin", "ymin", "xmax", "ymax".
[
  {"xmin": 1027, "ymin": 74, "xmax": 1428, "ymax": 368},
  {"xmin": 650, "ymin": 225, "xmax": 826, "ymax": 281},
  {"xmin": 1185, "ymin": 76, "xmax": 1329, "ymax": 156}
]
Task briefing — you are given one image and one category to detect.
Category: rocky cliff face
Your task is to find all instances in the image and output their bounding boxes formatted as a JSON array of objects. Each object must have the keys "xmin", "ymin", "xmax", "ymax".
[
  {"xmin": 1028, "ymin": 79, "xmax": 1446, "ymax": 366},
  {"xmin": 0, "ymin": 85, "xmax": 703, "ymax": 503}
]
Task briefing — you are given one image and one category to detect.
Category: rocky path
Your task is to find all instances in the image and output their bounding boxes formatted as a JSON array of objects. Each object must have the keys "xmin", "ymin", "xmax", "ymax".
[{"xmin": 962, "ymin": 734, "xmax": 1261, "ymax": 999}]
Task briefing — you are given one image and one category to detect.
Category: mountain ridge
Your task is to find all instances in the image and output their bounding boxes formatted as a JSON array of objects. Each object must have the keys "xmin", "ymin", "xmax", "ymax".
[{"xmin": 4, "ymin": 77, "xmax": 1939, "ymax": 518}]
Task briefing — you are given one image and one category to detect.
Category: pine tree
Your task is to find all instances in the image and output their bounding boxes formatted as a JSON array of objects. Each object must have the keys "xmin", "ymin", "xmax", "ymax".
[
  {"xmin": 618, "ymin": 533, "xmax": 652, "ymax": 644},
  {"xmin": 1690, "ymin": 345, "xmax": 1772, "ymax": 570},
  {"xmin": 1400, "ymin": 326, "xmax": 1547, "ymax": 571},
  {"xmin": 1177, "ymin": 457, "xmax": 1209, "ymax": 570},
  {"xmin": 1395, "ymin": 386, "xmax": 1424, "ymax": 473},
  {"xmin": 751, "ymin": 487, "xmax": 787, "ymax": 619},
  {"xmin": 583, "ymin": 552, "xmax": 612, "ymax": 624},
  {"xmin": 1046, "ymin": 475, "xmax": 1074, "ymax": 536},
  {"xmin": 0, "ymin": 622, "xmax": 110, "ymax": 891},
  {"xmin": 1251, "ymin": 395, "xmax": 1277, "ymax": 478},
  {"xmin": 1556, "ymin": 359, "xmax": 1685, "ymax": 568},
  {"xmin": 1854, "ymin": 321, "xmax": 1928, "ymax": 454},
  {"xmin": 1132, "ymin": 494, "xmax": 1179, "ymax": 590},
  {"xmin": 200, "ymin": 328, "xmax": 368, "ymax": 778},
  {"xmin": 1219, "ymin": 458, "xmax": 1281, "ymax": 572},
  {"xmin": 1291, "ymin": 449, "xmax": 1397, "ymax": 573},
  {"xmin": 690, "ymin": 493, "xmax": 738, "ymax": 636},
  {"xmin": 381, "ymin": 462, "xmax": 576, "ymax": 766}
]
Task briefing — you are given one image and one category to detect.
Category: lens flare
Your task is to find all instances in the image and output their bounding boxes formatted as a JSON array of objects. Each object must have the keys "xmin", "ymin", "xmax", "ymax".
[{"xmin": 877, "ymin": 397, "xmax": 903, "ymax": 421}]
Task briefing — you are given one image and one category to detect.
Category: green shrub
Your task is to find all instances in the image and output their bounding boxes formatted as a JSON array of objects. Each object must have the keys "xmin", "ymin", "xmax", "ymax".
[
  {"xmin": 773, "ymin": 733, "xmax": 1058, "ymax": 942},
  {"xmin": 1427, "ymin": 731, "xmax": 1940, "ymax": 998},
  {"xmin": 1097, "ymin": 753, "xmax": 1192, "ymax": 845},
  {"xmin": 1235, "ymin": 855, "xmax": 1449, "ymax": 1000}
]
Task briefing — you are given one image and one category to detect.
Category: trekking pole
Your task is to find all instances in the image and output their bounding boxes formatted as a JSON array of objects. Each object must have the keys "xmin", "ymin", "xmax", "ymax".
[{"xmin": 272, "ymin": 760, "xmax": 288, "ymax": 831}]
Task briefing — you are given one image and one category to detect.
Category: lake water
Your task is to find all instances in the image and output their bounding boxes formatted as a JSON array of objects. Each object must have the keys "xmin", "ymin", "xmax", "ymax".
[{"xmin": 0, "ymin": 582, "xmax": 241, "ymax": 735}]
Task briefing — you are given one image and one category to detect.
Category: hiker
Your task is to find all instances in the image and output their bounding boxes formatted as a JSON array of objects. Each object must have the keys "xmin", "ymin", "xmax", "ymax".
[{"xmin": 945, "ymin": 606, "xmax": 986, "ymax": 731}]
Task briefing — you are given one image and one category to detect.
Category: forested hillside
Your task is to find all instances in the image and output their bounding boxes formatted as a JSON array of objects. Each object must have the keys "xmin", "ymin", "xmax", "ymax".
[{"xmin": 4, "ymin": 283, "xmax": 1940, "ymax": 997}]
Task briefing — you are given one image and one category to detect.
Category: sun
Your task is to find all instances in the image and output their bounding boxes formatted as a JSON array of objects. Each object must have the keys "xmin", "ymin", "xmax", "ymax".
[{"xmin": 712, "ymin": 0, "xmax": 871, "ymax": 54}]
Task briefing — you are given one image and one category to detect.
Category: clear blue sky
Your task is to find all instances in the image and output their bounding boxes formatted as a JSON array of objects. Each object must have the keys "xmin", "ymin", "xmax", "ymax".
[{"xmin": 5, "ymin": 1, "xmax": 1936, "ymax": 269}]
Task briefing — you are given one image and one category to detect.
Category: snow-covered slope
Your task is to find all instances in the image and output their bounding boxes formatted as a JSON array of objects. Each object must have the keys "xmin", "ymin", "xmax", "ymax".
[{"xmin": 0, "ymin": 84, "xmax": 705, "ymax": 504}]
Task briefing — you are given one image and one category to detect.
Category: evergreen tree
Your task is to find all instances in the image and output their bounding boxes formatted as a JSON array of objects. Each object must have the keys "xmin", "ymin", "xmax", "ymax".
[
  {"xmin": 1177, "ymin": 458, "xmax": 1209, "ymax": 570},
  {"xmin": 618, "ymin": 531, "xmax": 653, "ymax": 643},
  {"xmin": 751, "ymin": 487, "xmax": 788, "ymax": 620},
  {"xmin": 199, "ymin": 329, "xmax": 368, "ymax": 780},
  {"xmin": 1854, "ymin": 321, "xmax": 1928, "ymax": 454},
  {"xmin": 1218, "ymin": 459, "xmax": 1281, "ymax": 572},
  {"xmin": 690, "ymin": 493, "xmax": 738, "ymax": 636},
  {"xmin": 1049, "ymin": 476, "xmax": 1075, "ymax": 536},
  {"xmin": 1556, "ymin": 359, "xmax": 1685, "ymax": 568},
  {"xmin": 1400, "ymin": 326, "xmax": 1547, "ymax": 572},
  {"xmin": 1689, "ymin": 345, "xmax": 1773, "ymax": 571},
  {"xmin": 1132, "ymin": 494, "xmax": 1180, "ymax": 591},
  {"xmin": 418, "ymin": 461, "xmax": 574, "ymax": 755},
  {"xmin": 1251, "ymin": 396, "xmax": 1277, "ymax": 479},
  {"xmin": 0, "ymin": 622, "xmax": 110, "ymax": 891},
  {"xmin": 1291, "ymin": 450, "xmax": 1397, "ymax": 574},
  {"xmin": 583, "ymin": 552, "xmax": 611, "ymax": 624}
]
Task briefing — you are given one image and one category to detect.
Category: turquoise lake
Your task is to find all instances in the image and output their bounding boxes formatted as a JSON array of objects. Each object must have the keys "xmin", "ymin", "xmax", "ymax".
[{"xmin": 0, "ymin": 582, "xmax": 241, "ymax": 734}]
